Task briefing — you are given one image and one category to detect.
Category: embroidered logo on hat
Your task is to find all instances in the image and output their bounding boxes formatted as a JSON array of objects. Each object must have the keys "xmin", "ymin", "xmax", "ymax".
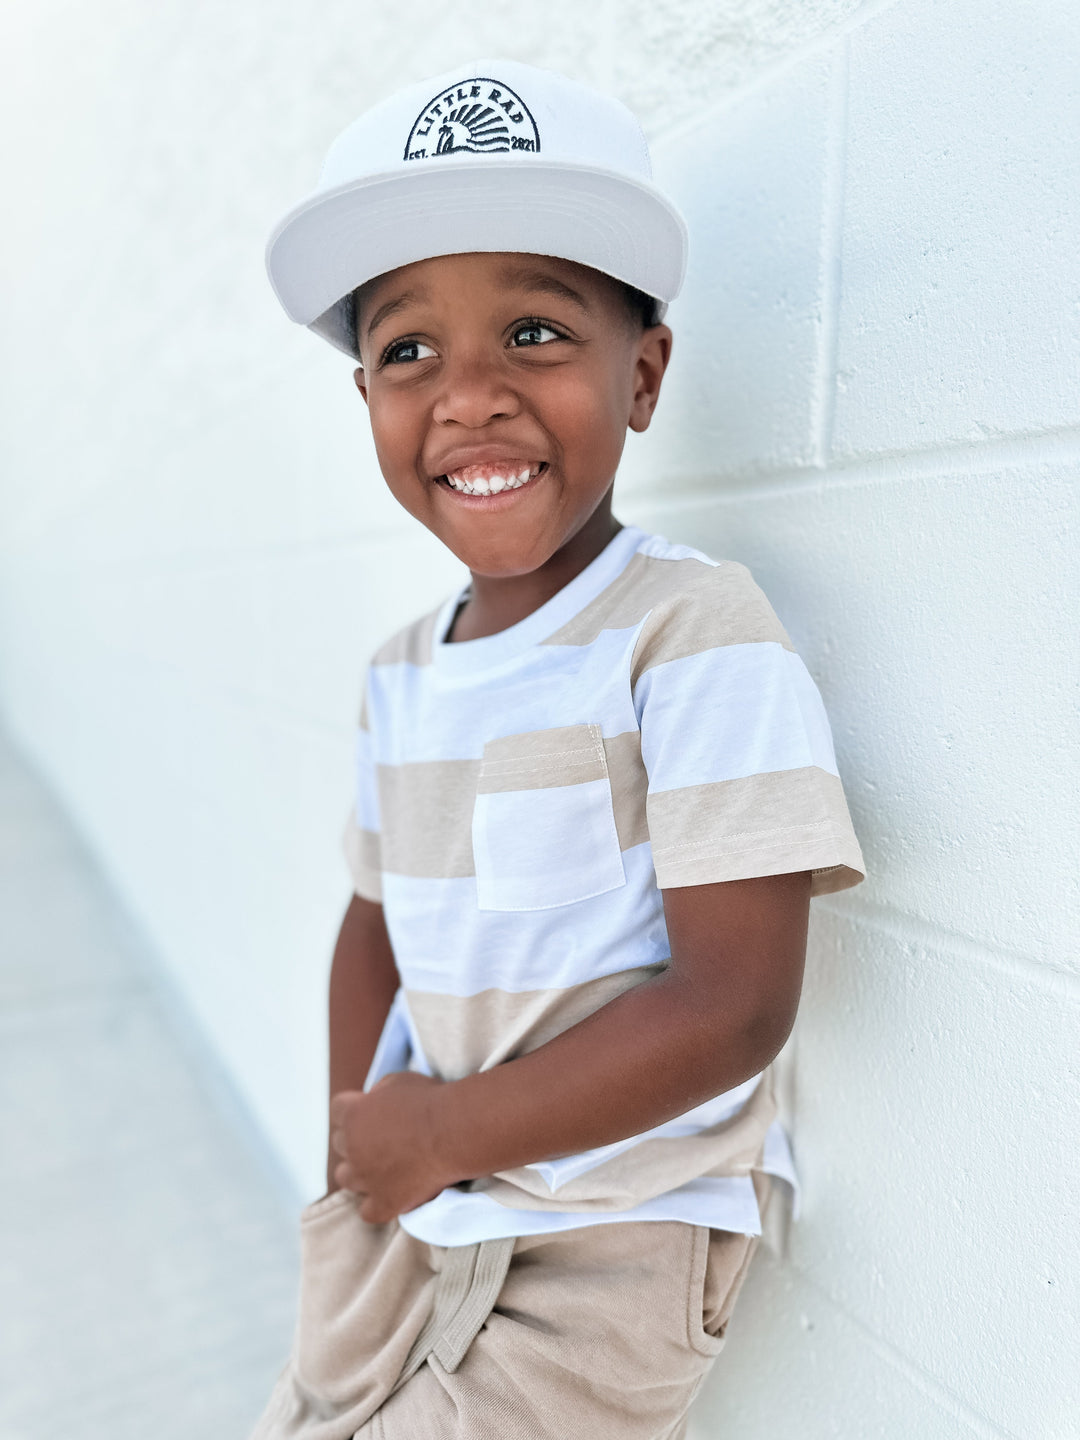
[{"xmin": 404, "ymin": 77, "xmax": 541, "ymax": 162}]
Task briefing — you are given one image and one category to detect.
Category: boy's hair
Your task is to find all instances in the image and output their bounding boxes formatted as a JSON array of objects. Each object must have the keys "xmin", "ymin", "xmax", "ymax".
[
  {"xmin": 348, "ymin": 274, "xmax": 659, "ymax": 358},
  {"xmin": 620, "ymin": 283, "xmax": 661, "ymax": 330}
]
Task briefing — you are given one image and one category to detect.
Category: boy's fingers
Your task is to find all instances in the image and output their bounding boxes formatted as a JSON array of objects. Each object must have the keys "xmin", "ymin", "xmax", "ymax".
[
  {"xmin": 329, "ymin": 1091, "xmax": 365, "ymax": 1161},
  {"xmin": 329, "ymin": 1089, "xmax": 362, "ymax": 1126},
  {"xmin": 334, "ymin": 1160, "xmax": 362, "ymax": 1193},
  {"xmin": 359, "ymin": 1195, "xmax": 394, "ymax": 1225}
]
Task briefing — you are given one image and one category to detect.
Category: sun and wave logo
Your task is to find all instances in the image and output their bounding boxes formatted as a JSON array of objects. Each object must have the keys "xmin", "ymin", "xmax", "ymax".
[
  {"xmin": 404, "ymin": 77, "xmax": 541, "ymax": 161},
  {"xmin": 435, "ymin": 102, "xmax": 510, "ymax": 155}
]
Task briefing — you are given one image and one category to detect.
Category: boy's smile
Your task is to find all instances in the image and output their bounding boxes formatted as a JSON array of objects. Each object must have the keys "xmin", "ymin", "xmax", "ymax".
[{"xmin": 353, "ymin": 253, "xmax": 670, "ymax": 636}]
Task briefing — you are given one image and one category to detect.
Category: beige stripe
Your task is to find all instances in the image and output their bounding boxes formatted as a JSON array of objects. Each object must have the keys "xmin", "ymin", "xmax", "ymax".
[
  {"xmin": 649, "ymin": 766, "xmax": 840, "ymax": 845},
  {"xmin": 362, "ymin": 756, "xmax": 862, "ymax": 891},
  {"xmin": 376, "ymin": 731, "xmax": 650, "ymax": 878},
  {"xmin": 377, "ymin": 759, "xmax": 481, "ymax": 878},
  {"xmin": 479, "ymin": 1068, "xmax": 777, "ymax": 1212},
  {"xmin": 604, "ymin": 730, "xmax": 650, "ymax": 851},
  {"xmin": 478, "ymin": 723, "xmax": 607, "ymax": 792},
  {"xmin": 541, "ymin": 552, "xmax": 714, "ymax": 648},
  {"xmin": 342, "ymin": 813, "xmax": 382, "ymax": 902},
  {"xmin": 630, "ymin": 561, "xmax": 793, "ymax": 680},
  {"xmin": 372, "ymin": 608, "xmax": 439, "ymax": 668},
  {"xmin": 647, "ymin": 767, "xmax": 865, "ymax": 896},
  {"xmin": 405, "ymin": 965, "xmax": 666, "ymax": 1081}
]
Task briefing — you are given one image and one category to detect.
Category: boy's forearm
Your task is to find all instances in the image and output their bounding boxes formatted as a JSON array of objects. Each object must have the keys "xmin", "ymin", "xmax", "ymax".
[
  {"xmin": 429, "ymin": 965, "xmax": 780, "ymax": 1185},
  {"xmin": 428, "ymin": 870, "xmax": 810, "ymax": 1186},
  {"xmin": 327, "ymin": 894, "xmax": 400, "ymax": 1187},
  {"xmin": 427, "ymin": 871, "xmax": 809, "ymax": 1185},
  {"xmin": 330, "ymin": 872, "xmax": 809, "ymax": 1218}
]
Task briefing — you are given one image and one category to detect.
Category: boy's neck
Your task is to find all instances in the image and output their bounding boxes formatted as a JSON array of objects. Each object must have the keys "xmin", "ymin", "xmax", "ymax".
[{"xmin": 448, "ymin": 504, "xmax": 623, "ymax": 644}]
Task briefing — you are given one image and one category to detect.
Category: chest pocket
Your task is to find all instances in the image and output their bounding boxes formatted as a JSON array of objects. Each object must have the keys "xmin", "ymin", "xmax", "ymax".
[{"xmin": 472, "ymin": 724, "xmax": 626, "ymax": 911}]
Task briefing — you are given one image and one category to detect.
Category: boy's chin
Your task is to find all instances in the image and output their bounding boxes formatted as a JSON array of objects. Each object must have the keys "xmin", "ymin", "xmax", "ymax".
[
  {"xmin": 433, "ymin": 499, "xmax": 617, "ymax": 581},
  {"xmin": 442, "ymin": 533, "xmax": 560, "ymax": 579}
]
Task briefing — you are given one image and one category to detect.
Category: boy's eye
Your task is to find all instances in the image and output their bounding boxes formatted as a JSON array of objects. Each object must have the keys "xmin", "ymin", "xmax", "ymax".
[
  {"xmin": 510, "ymin": 322, "xmax": 561, "ymax": 347},
  {"xmin": 382, "ymin": 338, "xmax": 437, "ymax": 365}
]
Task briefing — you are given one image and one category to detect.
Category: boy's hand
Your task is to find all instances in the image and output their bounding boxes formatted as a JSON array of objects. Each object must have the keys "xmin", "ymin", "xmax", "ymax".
[{"xmin": 329, "ymin": 1072, "xmax": 453, "ymax": 1224}]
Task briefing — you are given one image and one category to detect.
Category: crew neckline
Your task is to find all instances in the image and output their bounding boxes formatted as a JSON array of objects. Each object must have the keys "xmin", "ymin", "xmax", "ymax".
[{"xmin": 432, "ymin": 525, "xmax": 645, "ymax": 678}]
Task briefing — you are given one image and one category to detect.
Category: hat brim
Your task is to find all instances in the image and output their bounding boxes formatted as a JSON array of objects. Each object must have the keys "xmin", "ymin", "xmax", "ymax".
[{"xmin": 265, "ymin": 158, "xmax": 688, "ymax": 359}]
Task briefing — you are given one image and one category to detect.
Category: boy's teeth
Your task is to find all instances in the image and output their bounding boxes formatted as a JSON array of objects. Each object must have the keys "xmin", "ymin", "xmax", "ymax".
[{"xmin": 444, "ymin": 463, "xmax": 539, "ymax": 494}]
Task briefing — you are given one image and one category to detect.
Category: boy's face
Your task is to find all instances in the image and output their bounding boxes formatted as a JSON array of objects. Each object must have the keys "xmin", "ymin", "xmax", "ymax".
[{"xmin": 353, "ymin": 252, "xmax": 671, "ymax": 579}]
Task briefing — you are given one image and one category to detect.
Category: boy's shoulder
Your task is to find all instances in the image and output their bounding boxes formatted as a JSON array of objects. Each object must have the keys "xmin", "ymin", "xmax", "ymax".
[
  {"xmin": 542, "ymin": 531, "xmax": 794, "ymax": 668},
  {"xmin": 627, "ymin": 543, "xmax": 794, "ymax": 677},
  {"xmin": 616, "ymin": 532, "xmax": 776, "ymax": 622}
]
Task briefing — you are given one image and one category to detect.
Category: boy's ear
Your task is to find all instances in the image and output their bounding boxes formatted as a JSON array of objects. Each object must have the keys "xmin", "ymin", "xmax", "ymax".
[
  {"xmin": 353, "ymin": 365, "xmax": 369, "ymax": 405},
  {"xmin": 628, "ymin": 325, "xmax": 673, "ymax": 434}
]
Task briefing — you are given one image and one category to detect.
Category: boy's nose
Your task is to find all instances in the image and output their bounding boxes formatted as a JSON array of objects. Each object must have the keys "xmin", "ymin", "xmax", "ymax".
[{"xmin": 432, "ymin": 353, "xmax": 521, "ymax": 428}]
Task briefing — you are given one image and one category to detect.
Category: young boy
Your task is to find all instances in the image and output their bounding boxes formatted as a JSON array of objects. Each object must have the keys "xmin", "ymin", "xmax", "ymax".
[{"xmin": 255, "ymin": 59, "xmax": 864, "ymax": 1440}]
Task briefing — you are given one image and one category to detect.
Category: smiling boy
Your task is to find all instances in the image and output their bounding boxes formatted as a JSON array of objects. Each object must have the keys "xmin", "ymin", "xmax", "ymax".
[
  {"xmin": 353, "ymin": 255, "xmax": 666, "ymax": 632},
  {"xmin": 255, "ymin": 60, "xmax": 864, "ymax": 1440}
]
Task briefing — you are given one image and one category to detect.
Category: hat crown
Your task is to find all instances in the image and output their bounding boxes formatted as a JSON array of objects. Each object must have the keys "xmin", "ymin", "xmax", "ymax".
[{"xmin": 318, "ymin": 59, "xmax": 652, "ymax": 193}]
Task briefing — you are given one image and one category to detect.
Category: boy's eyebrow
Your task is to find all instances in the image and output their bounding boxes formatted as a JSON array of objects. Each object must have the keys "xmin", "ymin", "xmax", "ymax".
[
  {"xmin": 497, "ymin": 264, "xmax": 592, "ymax": 313},
  {"xmin": 360, "ymin": 267, "xmax": 591, "ymax": 342},
  {"xmin": 362, "ymin": 290, "xmax": 419, "ymax": 340}
]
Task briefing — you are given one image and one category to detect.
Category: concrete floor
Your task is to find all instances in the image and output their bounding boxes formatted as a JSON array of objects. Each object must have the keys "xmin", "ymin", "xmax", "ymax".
[{"xmin": 0, "ymin": 730, "xmax": 300, "ymax": 1439}]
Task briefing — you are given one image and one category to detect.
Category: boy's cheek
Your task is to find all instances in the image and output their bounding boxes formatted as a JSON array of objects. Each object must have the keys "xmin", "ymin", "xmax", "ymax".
[{"xmin": 370, "ymin": 425, "xmax": 427, "ymax": 501}]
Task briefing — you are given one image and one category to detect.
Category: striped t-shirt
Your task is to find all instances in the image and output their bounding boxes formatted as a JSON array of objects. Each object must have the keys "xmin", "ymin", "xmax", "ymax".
[{"xmin": 344, "ymin": 525, "xmax": 864, "ymax": 1245}]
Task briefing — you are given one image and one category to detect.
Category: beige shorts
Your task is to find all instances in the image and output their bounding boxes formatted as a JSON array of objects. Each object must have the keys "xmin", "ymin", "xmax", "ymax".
[{"xmin": 252, "ymin": 1185, "xmax": 765, "ymax": 1440}]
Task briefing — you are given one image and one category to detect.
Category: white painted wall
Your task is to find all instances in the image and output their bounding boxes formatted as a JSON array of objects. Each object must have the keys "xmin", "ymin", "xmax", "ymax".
[{"xmin": 1, "ymin": 2, "xmax": 1077, "ymax": 1435}]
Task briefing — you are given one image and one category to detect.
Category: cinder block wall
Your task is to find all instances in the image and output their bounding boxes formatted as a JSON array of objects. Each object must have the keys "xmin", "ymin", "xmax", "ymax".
[{"xmin": 1, "ymin": 3, "xmax": 1076, "ymax": 1435}]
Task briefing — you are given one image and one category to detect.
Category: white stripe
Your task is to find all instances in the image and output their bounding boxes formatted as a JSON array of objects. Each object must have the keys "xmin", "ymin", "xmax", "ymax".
[
  {"xmin": 382, "ymin": 842, "xmax": 669, "ymax": 996},
  {"xmin": 786, "ymin": 649, "xmax": 840, "ymax": 776},
  {"xmin": 635, "ymin": 643, "xmax": 840, "ymax": 792},
  {"xmin": 362, "ymin": 989, "xmax": 412, "ymax": 1090},
  {"xmin": 367, "ymin": 625, "xmax": 643, "ymax": 765},
  {"xmin": 354, "ymin": 727, "xmax": 380, "ymax": 831}
]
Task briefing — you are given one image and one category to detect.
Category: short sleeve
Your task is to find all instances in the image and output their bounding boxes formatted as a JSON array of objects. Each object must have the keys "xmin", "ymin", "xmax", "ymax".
[
  {"xmin": 632, "ymin": 562, "xmax": 865, "ymax": 898},
  {"xmin": 341, "ymin": 679, "xmax": 382, "ymax": 903}
]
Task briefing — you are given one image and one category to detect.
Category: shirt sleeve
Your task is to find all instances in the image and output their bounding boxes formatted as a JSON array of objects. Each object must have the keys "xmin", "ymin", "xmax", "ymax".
[
  {"xmin": 341, "ymin": 675, "xmax": 383, "ymax": 903},
  {"xmin": 632, "ymin": 562, "xmax": 865, "ymax": 897}
]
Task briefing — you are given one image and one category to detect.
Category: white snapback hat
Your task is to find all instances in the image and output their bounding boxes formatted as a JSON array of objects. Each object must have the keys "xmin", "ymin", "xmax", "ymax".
[{"xmin": 266, "ymin": 59, "xmax": 688, "ymax": 359}]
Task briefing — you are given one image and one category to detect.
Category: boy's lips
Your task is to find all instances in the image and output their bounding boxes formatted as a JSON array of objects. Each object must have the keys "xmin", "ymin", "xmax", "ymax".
[{"xmin": 435, "ymin": 461, "xmax": 546, "ymax": 498}]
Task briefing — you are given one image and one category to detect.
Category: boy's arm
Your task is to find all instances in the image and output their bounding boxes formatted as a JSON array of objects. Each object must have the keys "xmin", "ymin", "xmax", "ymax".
[
  {"xmin": 330, "ymin": 869, "xmax": 810, "ymax": 1220},
  {"xmin": 326, "ymin": 894, "xmax": 401, "ymax": 1193}
]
